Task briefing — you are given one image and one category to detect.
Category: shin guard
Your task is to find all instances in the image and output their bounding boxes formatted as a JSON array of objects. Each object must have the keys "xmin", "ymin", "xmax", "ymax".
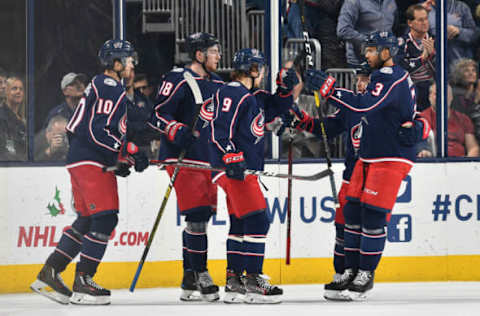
[
  {"xmin": 359, "ymin": 207, "xmax": 387, "ymax": 271},
  {"xmin": 243, "ymin": 211, "xmax": 270, "ymax": 274},
  {"xmin": 343, "ymin": 202, "xmax": 362, "ymax": 271}
]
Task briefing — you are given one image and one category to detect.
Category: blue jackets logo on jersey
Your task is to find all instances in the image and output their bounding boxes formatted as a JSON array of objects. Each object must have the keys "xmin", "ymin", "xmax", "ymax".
[
  {"xmin": 199, "ymin": 99, "xmax": 214, "ymax": 128},
  {"xmin": 250, "ymin": 110, "xmax": 264, "ymax": 144},
  {"xmin": 350, "ymin": 122, "xmax": 362, "ymax": 152}
]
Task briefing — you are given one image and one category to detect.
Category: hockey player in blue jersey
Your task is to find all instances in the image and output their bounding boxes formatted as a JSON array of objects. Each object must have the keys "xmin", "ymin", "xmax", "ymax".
[
  {"xmin": 292, "ymin": 69, "xmax": 430, "ymax": 300},
  {"xmin": 30, "ymin": 39, "xmax": 149, "ymax": 305},
  {"xmin": 209, "ymin": 48, "xmax": 298, "ymax": 304},
  {"xmin": 304, "ymin": 31, "xmax": 422, "ymax": 300},
  {"xmin": 147, "ymin": 32, "xmax": 224, "ymax": 302}
]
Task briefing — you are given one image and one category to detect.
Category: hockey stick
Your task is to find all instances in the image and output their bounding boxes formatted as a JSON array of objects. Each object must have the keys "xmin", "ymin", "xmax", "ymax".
[
  {"xmin": 129, "ymin": 71, "xmax": 202, "ymax": 292},
  {"xmin": 299, "ymin": 0, "xmax": 339, "ymax": 208},
  {"xmin": 104, "ymin": 160, "xmax": 332, "ymax": 181},
  {"xmin": 286, "ymin": 130, "xmax": 293, "ymax": 264}
]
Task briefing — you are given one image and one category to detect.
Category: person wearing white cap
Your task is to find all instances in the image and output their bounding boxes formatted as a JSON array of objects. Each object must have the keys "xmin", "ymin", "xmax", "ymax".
[{"xmin": 42, "ymin": 72, "xmax": 87, "ymax": 128}]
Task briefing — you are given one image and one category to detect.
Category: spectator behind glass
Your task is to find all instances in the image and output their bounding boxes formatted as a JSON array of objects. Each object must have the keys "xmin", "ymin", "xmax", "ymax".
[
  {"xmin": 418, "ymin": 82, "xmax": 480, "ymax": 157},
  {"xmin": 449, "ymin": 58, "xmax": 480, "ymax": 141},
  {"xmin": 422, "ymin": 0, "xmax": 478, "ymax": 67},
  {"xmin": 0, "ymin": 76, "xmax": 26, "ymax": 160},
  {"xmin": 133, "ymin": 73, "xmax": 154, "ymax": 100},
  {"xmin": 43, "ymin": 72, "xmax": 87, "ymax": 128},
  {"xmin": 395, "ymin": 4, "xmax": 436, "ymax": 111},
  {"xmin": 35, "ymin": 115, "xmax": 68, "ymax": 161},
  {"xmin": 0, "ymin": 67, "xmax": 7, "ymax": 104},
  {"xmin": 337, "ymin": 0, "xmax": 398, "ymax": 68}
]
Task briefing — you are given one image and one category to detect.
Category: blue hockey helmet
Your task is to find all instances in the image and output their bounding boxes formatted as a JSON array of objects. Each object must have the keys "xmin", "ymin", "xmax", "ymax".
[
  {"xmin": 232, "ymin": 48, "xmax": 266, "ymax": 72},
  {"xmin": 364, "ymin": 31, "xmax": 399, "ymax": 57},
  {"xmin": 185, "ymin": 32, "xmax": 220, "ymax": 59},
  {"xmin": 98, "ymin": 39, "xmax": 138, "ymax": 69}
]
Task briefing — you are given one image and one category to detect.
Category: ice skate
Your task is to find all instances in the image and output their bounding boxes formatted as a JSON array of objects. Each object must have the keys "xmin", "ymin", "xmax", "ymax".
[
  {"xmin": 244, "ymin": 273, "xmax": 282, "ymax": 304},
  {"xmin": 180, "ymin": 270, "xmax": 201, "ymax": 301},
  {"xmin": 30, "ymin": 264, "xmax": 72, "ymax": 305},
  {"xmin": 345, "ymin": 270, "xmax": 374, "ymax": 301},
  {"xmin": 70, "ymin": 271, "xmax": 111, "ymax": 305},
  {"xmin": 224, "ymin": 270, "xmax": 246, "ymax": 304},
  {"xmin": 324, "ymin": 268, "xmax": 356, "ymax": 301},
  {"xmin": 196, "ymin": 270, "xmax": 220, "ymax": 302}
]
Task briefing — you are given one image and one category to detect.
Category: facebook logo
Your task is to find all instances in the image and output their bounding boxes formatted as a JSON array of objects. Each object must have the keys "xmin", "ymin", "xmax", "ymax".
[
  {"xmin": 396, "ymin": 175, "xmax": 412, "ymax": 203},
  {"xmin": 387, "ymin": 214, "xmax": 412, "ymax": 242}
]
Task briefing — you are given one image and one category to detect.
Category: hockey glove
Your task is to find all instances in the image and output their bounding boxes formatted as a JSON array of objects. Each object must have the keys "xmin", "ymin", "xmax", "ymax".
[
  {"xmin": 398, "ymin": 118, "xmax": 430, "ymax": 147},
  {"xmin": 118, "ymin": 142, "xmax": 149, "ymax": 173},
  {"xmin": 290, "ymin": 103, "xmax": 314, "ymax": 133},
  {"xmin": 114, "ymin": 163, "xmax": 131, "ymax": 177},
  {"xmin": 276, "ymin": 68, "xmax": 299, "ymax": 97},
  {"xmin": 165, "ymin": 121, "xmax": 196, "ymax": 149},
  {"xmin": 305, "ymin": 69, "xmax": 336, "ymax": 98},
  {"xmin": 222, "ymin": 151, "xmax": 247, "ymax": 181}
]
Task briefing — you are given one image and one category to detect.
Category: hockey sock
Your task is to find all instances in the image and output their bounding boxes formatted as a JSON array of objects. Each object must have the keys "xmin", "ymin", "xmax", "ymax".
[
  {"xmin": 185, "ymin": 222, "xmax": 208, "ymax": 272},
  {"xmin": 182, "ymin": 230, "xmax": 192, "ymax": 271},
  {"xmin": 227, "ymin": 215, "xmax": 244, "ymax": 274},
  {"xmin": 333, "ymin": 223, "xmax": 345, "ymax": 274},
  {"xmin": 359, "ymin": 207, "xmax": 387, "ymax": 271},
  {"xmin": 46, "ymin": 216, "xmax": 91, "ymax": 273},
  {"xmin": 343, "ymin": 201, "xmax": 362, "ymax": 270},
  {"xmin": 77, "ymin": 213, "xmax": 117, "ymax": 276},
  {"xmin": 243, "ymin": 211, "xmax": 270, "ymax": 274}
]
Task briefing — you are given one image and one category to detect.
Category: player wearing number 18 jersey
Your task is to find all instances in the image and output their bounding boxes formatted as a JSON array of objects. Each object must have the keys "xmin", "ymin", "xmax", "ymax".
[{"xmin": 147, "ymin": 32, "xmax": 224, "ymax": 302}]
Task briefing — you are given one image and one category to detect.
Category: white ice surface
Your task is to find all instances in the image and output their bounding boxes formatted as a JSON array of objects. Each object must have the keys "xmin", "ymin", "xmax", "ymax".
[{"xmin": 1, "ymin": 282, "xmax": 479, "ymax": 316}]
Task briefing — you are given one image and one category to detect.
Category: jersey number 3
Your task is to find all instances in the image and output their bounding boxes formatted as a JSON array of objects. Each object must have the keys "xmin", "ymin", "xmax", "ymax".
[{"xmin": 371, "ymin": 83, "xmax": 384, "ymax": 97}]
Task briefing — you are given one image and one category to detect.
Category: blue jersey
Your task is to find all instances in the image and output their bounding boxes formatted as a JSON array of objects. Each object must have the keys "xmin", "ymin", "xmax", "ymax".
[
  {"xmin": 327, "ymin": 65, "xmax": 417, "ymax": 162},
  {"xmin": 66, "ymin": 74, "xmax": 129, "ymax": 166},
  {"xmin": 148, "ymin": 67, "xmax": 224, "ymax": 165},
  {"xmin": 209, "ymin": 82, "xmax": 293, "ymax": 171}
]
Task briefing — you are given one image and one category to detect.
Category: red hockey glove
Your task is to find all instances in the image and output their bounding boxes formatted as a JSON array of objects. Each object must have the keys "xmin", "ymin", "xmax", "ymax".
[
  {"xmin": 164, "ymin": 121, "xmax": 196, "ymax": 149},
  {"xmin": 305, "ymin": 69, "xmax": 336, "ymax": 98},
  {"xmin": 222, "ymin": 151, "xmax": 247, "ymax": 181}
]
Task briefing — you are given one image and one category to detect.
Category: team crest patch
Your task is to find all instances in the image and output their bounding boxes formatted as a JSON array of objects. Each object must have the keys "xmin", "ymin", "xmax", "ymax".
[
  {"xmin": 200, "ymin": 99, "xmax": 214, "ymax": 128},
  {"xmin": 104, "ymin": 78, "xmax": 117, "ymax": 86},
  {"xmin": 250, "ymin": 110, "xmax": 264, "ymax": 144},
  {"xmin": 89, "ymin": 203, "xmax": 96, "ymax": 210}
]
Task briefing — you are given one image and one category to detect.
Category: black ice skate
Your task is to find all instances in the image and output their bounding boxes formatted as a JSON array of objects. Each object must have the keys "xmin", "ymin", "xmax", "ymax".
[
  {"xmin": 30, "ymin": 264, "xmax": 72, "ymax": 304},
  {"xmin": 323, "ymin": 268, "xmax": 356, "ymax": 301},
  {"xmin": 70, "ymin": 271, "xmax": 111, "ymax": 305},
  {"xmin": 195, "ymin": 270, "xmax": 220, "ymax": 302},
  {"xmin": 224, "ymin": 270, "xmax": 246, "ymax": 304},
  {"xmin": 180, "ymin": 270, "xmax": 201, "ymax": 301},
  {"xmin": 346, "ymin": 270, "xmax": 375, "ymax": 301},
  {"xmin": 244, "ymin": 273, "xmax": 283, "ymax": 304}
]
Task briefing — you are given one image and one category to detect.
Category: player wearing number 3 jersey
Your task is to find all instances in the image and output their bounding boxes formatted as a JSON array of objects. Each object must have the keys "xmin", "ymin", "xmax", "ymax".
[{"xmin": 306, "ymin": 31, "xmax": 421, "ymax": 301}]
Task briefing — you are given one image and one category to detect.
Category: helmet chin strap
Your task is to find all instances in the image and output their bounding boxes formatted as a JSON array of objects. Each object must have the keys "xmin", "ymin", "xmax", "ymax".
[{"xmin": 194, "ymin": 51, "xmax": 212, "ymax": 78}]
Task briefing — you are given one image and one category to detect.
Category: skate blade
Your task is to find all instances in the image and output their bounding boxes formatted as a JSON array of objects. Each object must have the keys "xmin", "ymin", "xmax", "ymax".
[
  {"xmin": 180, "ymin": 289, "xmax": 202, "ymax": 302},
  {"xmin": 223, "ymin": 292, "xmax": 245, "ymax": 304},
  {"xmin": 201, "ymin": 292, "xmax": 220, "ymax": 302},
  {"xmin": 324, "ymin": 289, "xmax": 352, "ymax": 302},
  {"xmin": 343, "ymin": 289, "xmax": 369, "ymax": 301},
  {"xmin": 70, "ymin": 292, "xmax": 111, "ymax": 305},
  {"xmin": 244, "ymin": 293, "xmax": 282, "ymax": 304},
  {"xmin": 30, "ymin": 279, "xmax": 70, "ymax": 305}
]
